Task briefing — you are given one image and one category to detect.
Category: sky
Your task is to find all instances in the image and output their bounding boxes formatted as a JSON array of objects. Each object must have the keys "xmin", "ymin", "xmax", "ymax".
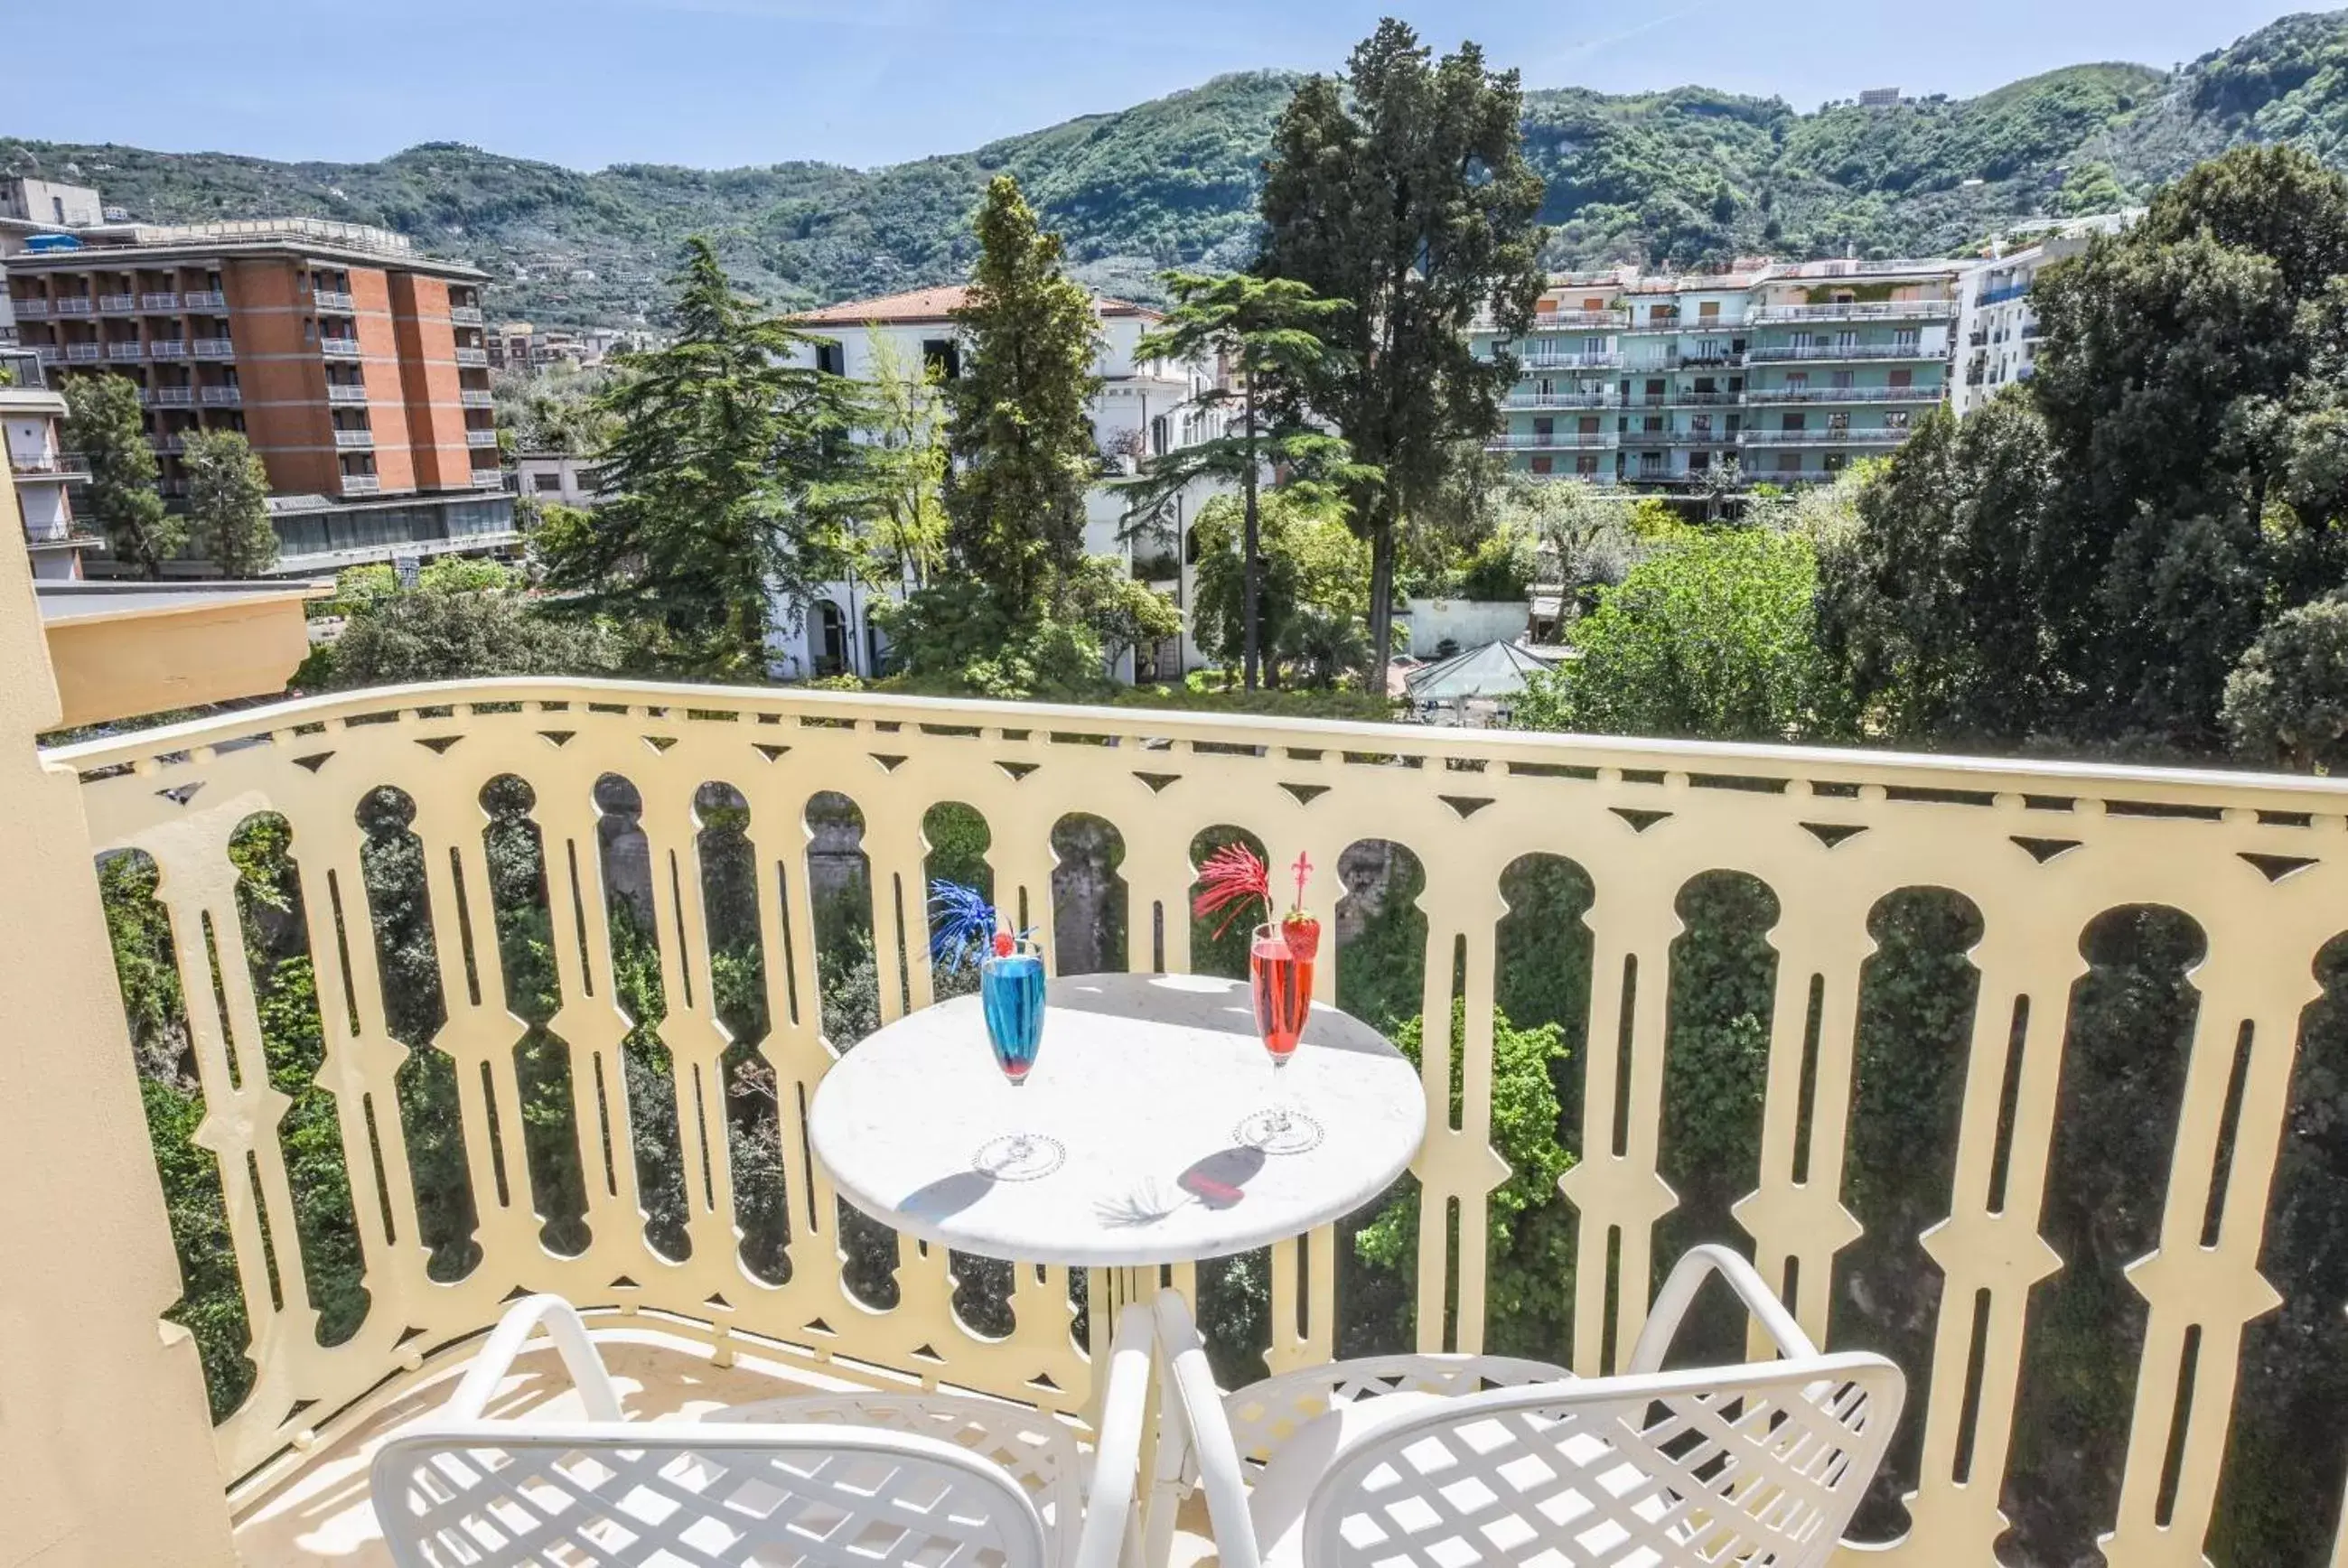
[{"xmin": 3, "ymin": 0, "xmax": 2320, "ymax": 173}]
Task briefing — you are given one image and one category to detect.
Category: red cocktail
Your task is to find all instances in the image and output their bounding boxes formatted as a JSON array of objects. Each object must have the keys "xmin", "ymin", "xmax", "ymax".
[{"xmin": 1249, "ymin": 922, "xmax": 1314, "ymax": 1064}]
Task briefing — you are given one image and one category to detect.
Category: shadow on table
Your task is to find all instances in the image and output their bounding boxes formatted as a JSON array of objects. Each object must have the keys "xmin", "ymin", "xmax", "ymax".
[
  {"xmin": 1098, "ymin": 1144, "xmax": 1268, "ymax": 1227},
  {"xmin": 898, "ymin": 1169, "xmax": 997, "ymax": 1225}
]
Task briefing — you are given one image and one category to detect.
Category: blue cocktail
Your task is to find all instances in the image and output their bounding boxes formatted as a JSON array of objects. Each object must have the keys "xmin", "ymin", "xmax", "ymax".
[{"xmin": 979, "ymin": 943, "xmax": 1046, "ymax": 1084}]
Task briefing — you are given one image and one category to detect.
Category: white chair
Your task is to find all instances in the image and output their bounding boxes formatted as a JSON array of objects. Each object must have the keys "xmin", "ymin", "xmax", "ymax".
[
  {"xmin": 1149, "ymin": 1245, "xmax": 1905, "ymax": 1568},
  {"xmin": 371, "ymin": 1293, "xmax": 1154, "ymax": 1568}
]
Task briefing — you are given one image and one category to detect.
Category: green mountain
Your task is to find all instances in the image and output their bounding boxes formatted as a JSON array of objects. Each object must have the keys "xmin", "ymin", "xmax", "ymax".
[{"xmin": 5, "ymin": 10, "xmax": 2346, "ymax": 326}]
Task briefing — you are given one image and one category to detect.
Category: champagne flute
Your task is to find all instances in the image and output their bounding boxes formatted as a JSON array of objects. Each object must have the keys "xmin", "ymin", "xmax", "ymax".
[
  {"xmin": 972, "ymin": 936, "xmax": 1060, "ymax": 1179},
  {"xmin": 1237, "ymin": 920, "xmax": 1321, "ymax": 1154}
]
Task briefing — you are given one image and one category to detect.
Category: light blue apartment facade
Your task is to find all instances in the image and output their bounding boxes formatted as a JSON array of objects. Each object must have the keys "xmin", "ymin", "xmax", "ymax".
[{"xmin": 1477, "ymin": 258, "xmax": 1965, "ymax": 487}]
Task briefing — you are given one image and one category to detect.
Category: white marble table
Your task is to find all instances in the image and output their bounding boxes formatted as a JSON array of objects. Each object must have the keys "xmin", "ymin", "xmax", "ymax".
[{"xmin": 809, "ymin": 971, "xmax": 1427, "ymax": 1270}]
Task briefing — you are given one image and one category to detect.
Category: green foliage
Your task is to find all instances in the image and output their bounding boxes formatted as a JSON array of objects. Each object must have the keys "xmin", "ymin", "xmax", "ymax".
[
  {"xmin": 181, "ymin": 428, "xmax": 278, "ymax": 578},
  {"xmin": 1517, "ymin": 524, "xmax": 1839, "ymax": 742},
  {"xmin": 1187, "ymin": 490, "xmax": 1373, "ymax": 690},
  {"xmin": 1353, "ymin": 1003, "xmax": 1576, "ymax": 1357},
  {"xmin": 537, "ymin": 236, "xmax": 866, "ymax": 677},
  {"xmin": 320, "ymin": 576, "xmax": 622, "ymax": 690},
  {"xmin": 492, "ymin": 360, "xmax": 622, "ymax": 455},
  {"xmin": 61, "ymin": 371, "xmax": 180, "ymax": 576},
  {"xmin": 2222, "ymin": 593, "xmax": 2348, "ymax": 770},
  {"xmin": 1259, "ymin": 19, "xmax": 1548, "ymax": 671},
  {"xmin": 858, "ymin": 328, "xmax": 949, "ymax": 588}
]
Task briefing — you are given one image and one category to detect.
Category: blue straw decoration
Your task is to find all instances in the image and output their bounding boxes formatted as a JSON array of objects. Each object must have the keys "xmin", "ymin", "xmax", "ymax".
[{"xmin": 928, "ymin": 879, "xmax": 997, "ymax": 972}]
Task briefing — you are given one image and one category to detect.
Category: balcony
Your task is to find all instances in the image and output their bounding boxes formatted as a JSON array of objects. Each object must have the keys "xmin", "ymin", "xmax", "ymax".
[
  {"xmin": 1745, "ymin": 300, "xmax": 1958, "ymax": 323},
  {"xmin": 332, "ymin": 427, "xmax": 375, "ymax": 448},
  {"xmin": 148, "ymin": 433, "xmax": 186, "ymax": 454},
  {"xmin": 13, "ymin": 296, "xmax": 48, "ymax": 318},
  {"xmin": 1486, "ymin": 430, "xmax": 1615, "ymax": 450},
  {"xmin": 1529, "ymin": 309, "xmax": 1627, "ymax": 330},
  {"xmin": 313, "ymin": 289, "xmax": 356, "ymax": 312},
  {"xmin": 319, "ymin": 337, "xmax": 363, "ymax": 359},
  {"xmin": 325, "ymin": 382, "xmax": 370, "ymax": 405},
  {"xmin": 200, "ymin": 386, "xmax": 243, "ymax": 406},
  {"xmin": 52, "ymin": 296, "xmax": 93, "ymax": 315},
  {"xmin": 1739, "ymin": 425, "xmax": 1914, "ymax": 445},
  {"xmin": 454, "ymin": 345, "xmax": 491, "ymax": 367},
  {"xmin": 1515, "ymin": 350, "xmax": 1622, "ymax": 369},
  {"xmin": 6, "ymin": 450, "xmax": 89, "ymax": 478},
  {"xmin": 191, "ymin": 337, "xmax": 235, "ymax": 359},
  {"xmin": 139, "ymin": 291, "xmax": 181, "ymax": 312},
  {"xmin": 105, "ymin": 341, "xmax": 144, "ymax": 362},
  {"xmin": 33, "ymin": 346, "xmax": 61, "ymax": 365},
  {"xmin": 1505, "ymin": 391, "xmax": 1616, "ymax": 408},
  {"xmin": 22, "ymin": 516, "xmax": 100, "ymax": 544},
  {"xmin": 339, "ymin": 472, "xmax": 380, "ymax": 494},
  {"xmin": 182, "ymin": 289, "xmax": 229, "ymax": 310},
  {"xmin": 64, "ymin": 343, "xmax": 102, "ymax": 362},
  {"xmin": 1744, "ymin": 384, "xmax": 1943, "ymax": 405},
  {"xmin": 30, "ymin": 681, "xmax": 2348, "ymax": 1568},
  {"xmin": 459, "ymin": 387, "xmax": 496, "ymax": 407},
  {"xmin": 471, "ymin": 465, "xmax": 507, "ymax": 486},
  {"xmin": 1748, "ymin": 342, "xmax": 1932, "ymax": 362},
  {"xmin": 465, "ymin": 427, "xmax": 501, "ymax": 447},
  {"xmin": 450, "ymin": 303, "xmax": 486, "ymax": 326},
  {"xmin": 97, "ymin": 293, "xmax": 137, "ymax": 313},
  {"xmin": 145, "ymin": 387, "xmax": 195, "ymax": 406},
  {"xmin": 1977, "ymin": 281, "xmax": 2030, "ymax": 307},
  {"xmin": 148, "ymin": 339, "xmax": 188, "ymax": 359}
]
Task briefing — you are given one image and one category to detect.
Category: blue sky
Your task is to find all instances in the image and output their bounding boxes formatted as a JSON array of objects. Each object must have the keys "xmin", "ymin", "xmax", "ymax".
[{"xmin": 4, "ymin": 0, "xmax": 2316, "ymax": 173}]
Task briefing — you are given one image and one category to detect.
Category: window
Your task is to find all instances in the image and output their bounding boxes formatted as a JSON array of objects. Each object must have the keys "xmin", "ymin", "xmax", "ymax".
[
  {"xmin": 1689, "ymin": 452, "xmax": 1710, "ymax": 472},
  {"xmin": 532, "ymin": 471, "xmax": 563, "ymax": 493},
  {"xmin": 1835, "ymin": 331, "xmax": 1858, "ymax": 350},
  {"xmin": 1533, "ymin": 416, "xmax": 1554, "ymax": 436},
  {"xmin": 1828, "ymin": 413, "xmax": 1850, "ymax": 434},
  {"xmin": 1529, "ymin": 454, "xmax": 1554, "ymax": 475},
  {"xmin": 1784, "ymin": 412, "xmax": 1807, "ymax": 432},
  {"xmin": 1576, "ymin": 454, "xmax": 1600, "ymax": 477},
  {"xmin": 1832, "ymin": 369, "xmax": 1856, "ymax": 389},
  {"xmin": 1775, "ymin": 453, "xmax": 1803, "ymax": 474},
  {"xmin": 304, "ymin": 319, "xmax": 316, "ymax": 343},
  {"xmin": 1894, "ymin": 328, "xmax": 1921, "ymax": 349},
  {"xmin": 814, "ymin": 340, "xmax": 845, "ymax": 377},
  {"xmin": 1577, "ymin": 415, "xmax": 1601, "ymax": 435},
  {"xmin": 1643, "ymin": 415, "xmax": 1664, "ymax": 434},
  {"xmin": 921, "ymin": 338, "xmax": 959, "ymax": 378},
  {"xmin": 1690, "ymin": 414, "xmax": 1712, "ymax": 436},
  {"xmin": 1650, "ymin": 305, "xmax": 1674, "ymax": 325},
  {"xmin": 1584, "ymin": 336, "xmax": 1605, "ymax": 355},
  {"xmin": 1885, "ymin": 411, "xmax": 1912, "ymax": 430},
  {"xmin": 1889, "ymin": 368, "xmax": 1913, "ymax": 389},
  {"xmin": 1582, "ymin": 296, "xmax": 1604, "ymax": 312},
  {"xmin": 1786, "ymin": 372, "xmax": 1808, "ymax": 390}
]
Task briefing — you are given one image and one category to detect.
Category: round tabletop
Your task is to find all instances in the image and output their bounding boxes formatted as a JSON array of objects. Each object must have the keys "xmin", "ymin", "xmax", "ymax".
[{"xmin": 809, "ymin": 972, "xmax": 1427, "ymax": 1268}]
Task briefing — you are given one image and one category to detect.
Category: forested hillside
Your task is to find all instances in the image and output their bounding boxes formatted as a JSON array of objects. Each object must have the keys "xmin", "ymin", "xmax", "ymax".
[{"xmin": 6, "ymin": 10, "xmax": 2348, "ymax": 323}]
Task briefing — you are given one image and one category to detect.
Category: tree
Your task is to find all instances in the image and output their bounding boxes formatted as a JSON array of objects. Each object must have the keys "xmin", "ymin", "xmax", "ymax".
[
  {"xmin": 1258, "ymin": 19, "xmax": 1547, "ymax": 679},
  {"xmin": 181, "ymin": 429, "xmax": 278, "ymax": 578},
  {"xmin": 1515, "ymin": 524, "xmax": 1840, "ymax": 742},
  {"xmin": 62, "ymin": 372, "xmax": 181, "ymax": 576},
  {"xmin": 1188, "ymin": 491, "xmax": 1373, "ymax": 690},
  {"xmin": 1121, "ymin": 271, "xmax": 1365, "ymax": 689},
  {"xmin": 1694, "ymin": 456, "xmax": 1744, "ymax": 523},
  {"xmin": 538, "ymin": 237, "xmax": 866, "ymax": 677},
  {"xmin": 859, "ymin": 327, "xmax": 948, "ymax": 589},
  {"xmin": 2222, "ymin": 593, "xmax": 2348, "ymax": 771},
  {"xmin": 943, "ymin": 176, "xmax": 1104, "ymax": 624},
  {"xmin": 321, "ymin": 572, "xmax": 620, "ymax": 689}
]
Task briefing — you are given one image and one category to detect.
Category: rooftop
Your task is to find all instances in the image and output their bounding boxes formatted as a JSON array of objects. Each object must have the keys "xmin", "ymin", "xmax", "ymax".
[
  {"xmin": 793, "ymin": 282, "xmax": 1161, "ymax": 326},
  {"xmin": 4, "ymin": 216, "xmax": 486, "ymax": 281}
]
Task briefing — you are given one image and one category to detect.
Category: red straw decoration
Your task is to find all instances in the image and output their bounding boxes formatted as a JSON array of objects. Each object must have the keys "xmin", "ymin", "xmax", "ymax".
[{"xmin": 1193, "ymin": 843, "xmax": 1272, "ymax": 938}]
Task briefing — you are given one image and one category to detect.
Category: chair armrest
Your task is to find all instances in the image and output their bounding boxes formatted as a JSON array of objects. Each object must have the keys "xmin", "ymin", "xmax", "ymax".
[
  {"xmin": 1074, "ymin": 1302, "xmax": 1154, "ymax": 1568},
  {"xmin": 440, "ymin": 1293, "xmax": 622, "ymax": 1423},
  {"xmin": 1220, "ymin": 1353, "xmax": 1569, "ymax": 1466},
  {"xmin": 1152, "ymin": 1289, "xmax": 1264, "ymax": 1568},
  {"xmin": 1626, "ymin": 1244, "xmax": 1816, "ymax": 1374}
]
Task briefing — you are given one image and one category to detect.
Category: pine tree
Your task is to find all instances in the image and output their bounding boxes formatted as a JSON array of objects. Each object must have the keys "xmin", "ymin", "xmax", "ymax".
[
  {"xmin": 944, "ymin": 176, "xmax": 1103, "ymax": 623},
  {"xmin": 1258, "ymin": 20, "xmax": 1547, "ymax": 677},
  {"xmin": 1121, "ymin": 271, "xmax": 1370, "ymax": 689},
  {"xmin": 539, "ymin": 237, "xmax": 867, "ymax": 677},
  {"xmin": 182, "ymin": 429, "xmax": 278, "ymax": 578},
  {"xmin": 62, "ymin": 372, "xmax": 182, "ymax": 577}
]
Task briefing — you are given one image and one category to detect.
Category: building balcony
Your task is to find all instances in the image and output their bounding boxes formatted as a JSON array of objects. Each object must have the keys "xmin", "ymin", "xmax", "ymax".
[
  {"xmin": 1744, "ymin": 384, "xmax": 1943, "ymax": 405},
  {"xmin": 313, "ymin": 289, "xmax": 356, "ymax": 313},
  {"xmin": 22, "ymin": 516, "xmax": 101, "ymax": 545},
  {"xmin": 97, "ymin": 293, "xmax": 137, "ymax": 313},
  {"xmin": 1739, "ymin": 425, "xmax": 1914, "ymax": 445},
  {"xmin": 182, "ymin": 290, "xmax": 229, "ymax": 310},
  {"xmin": 105, "ymin": 341, "xmax": 144, "ymax": 362},
  {"xmin": 320, "ymin": 337, "xmax": 363, "ymax": 359},
  {"xmin": 1748, "ymin": 342, "xmax": 1932, "ymax": 362},
  {"xmin": 470, "ymin": 466, "xmax": 507, "ymax": 486},
  {"xmin": 27, "ymin": 681, "xmax": 2348, "ymax": 1568},
  {"xmin": 1486, "ymin": 430, "xmax": 1615, "ymax": 451},
  {"xmin": 1746, "ymin": 300, "xmax": 1957, "ymax": 323},
  {"xmin": 146, "ymin": 387, "xmax": 195, "ymax": 406},
  {"xmin": 7, "ymin": 450, "xmax": 89, "ymax": 479},
  {"xmin": 148, "ymin": 434, "xmax": 185, "ymax": 454},
  {"xmin": 148, "ymin": 339, "xmax": 188, "ymax": 359},
  {"xmin": 1505, "ymin": 391, "xmax": 1617, "ymax": 409},
  {"xmin": 52, "ymin": 297, "xmax": 93, "ymax": 316},
  {"xmin": 1529, "ymin": 309, "xmax": 1628, "ymax": 330},
  {"xmin": 465, "ymin": 427, "xmax": 501, "ymax": 447},
  {"xmin": 139, "ymin": 292, "xmax": 181, "ymax": 312},
  {"xmin": 339, "ymin": 472, "xmax": 381, "ymax": 494},
  {"xmin": 1976, "ymin": 281, "xmax": 2030, "ymax": 307},
  {"xmin": 1515, "ymin": 350, "xmax": 1622, "ymax": 369},
  {"xmin": 12, "ymin": 297, "xmax": 48, "ymax": 318},
  {"xmin": 450, "ymin": 304, "xmax": 485, "ymax": 326},
  {"xmin": 332, "ymin": 427, "xmax": 375, "ymax": 448},
  {"xmin": 325, "ymin": 383, "xmax": 370, "ymax": 405},
  {"xmin": 459, "ymin": 387, "xmax": 496, "ymax": 407},
  {"xmin": 191, "ymin": 338, "xmax": 236, "ymax": 359},
  {"xmin": 199, "ymin": 386, "xmax": 242, "ymax": 406},
  {"xmin": 64, "ymin": 343, "xmax": 103, "ymax": 363},
  {"xmin": 454, "ymin": 346, "xmax": 491, "ymax": 368},
  {"xmin": 33, "ymin": 346, "xmax": 61, "ymax": 365}
]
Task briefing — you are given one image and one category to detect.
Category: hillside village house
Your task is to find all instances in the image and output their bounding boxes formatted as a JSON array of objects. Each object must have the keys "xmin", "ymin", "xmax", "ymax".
[{"xmin": 774, "ymin": 285, "xmax": 1230, "ymax": 681}]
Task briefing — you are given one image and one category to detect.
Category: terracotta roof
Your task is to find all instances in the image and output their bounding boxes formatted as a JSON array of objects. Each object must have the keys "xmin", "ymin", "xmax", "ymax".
[{"xmin": 790, "ymin": 284, "xmax": 1160, "ymax": 327}]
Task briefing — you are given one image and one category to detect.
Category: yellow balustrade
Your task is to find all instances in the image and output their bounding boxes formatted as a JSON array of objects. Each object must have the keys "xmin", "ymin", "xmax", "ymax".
[{"xmin": 47, "ymin": 677, "xmax": 2348, "ymax": 1565}]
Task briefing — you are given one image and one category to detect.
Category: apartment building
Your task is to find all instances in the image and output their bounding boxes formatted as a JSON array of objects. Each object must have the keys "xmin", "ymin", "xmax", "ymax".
[
  {"xmin": 778, "ymin": 284, "xmax": 1229, "ymax": 680},
  {"xmin": 490, "ymin": 321, "xmax": 653, "ymax": 372},
  {"xmin": 0, "ymin": 347, "xmax": 98, "ymax": 579},
  {"xmin": 5, "ymin": 217, "xmax": 515, "ymax": 575},
  {"xmin": 1478, "ymin": 258, "xmax": 1965, "ymax": 487},
  {"xmin": 1951, "ymin": 210, "xmax": 2138, "ymax": 416}
]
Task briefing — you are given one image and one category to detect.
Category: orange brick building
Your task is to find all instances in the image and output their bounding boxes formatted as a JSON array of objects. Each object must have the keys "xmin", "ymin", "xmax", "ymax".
[{"xmin": 6, "ymin": 219, "xmax": 513, "ymax": 574}]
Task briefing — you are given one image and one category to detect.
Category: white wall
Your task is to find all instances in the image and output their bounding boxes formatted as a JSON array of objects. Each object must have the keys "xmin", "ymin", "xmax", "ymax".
[{"xmin": 1399, "ymin": 597, "xmax": 1531, "ymax": 658}]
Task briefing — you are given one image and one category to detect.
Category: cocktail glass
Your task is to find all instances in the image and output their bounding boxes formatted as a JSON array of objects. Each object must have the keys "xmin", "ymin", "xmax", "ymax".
[
  {"xmin": 1238, "ymin": 922, "xmax": 1321, "ymax": 1153},
  {"xmin": 973, "ymin": 940, "xmax": 1060, "ymax": 1179}
]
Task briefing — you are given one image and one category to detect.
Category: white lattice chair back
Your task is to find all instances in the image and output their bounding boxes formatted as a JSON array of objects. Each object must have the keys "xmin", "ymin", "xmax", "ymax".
[{"xmin": 1297, "ymin": 1354, "xmax": 1903, "ymax": 1568}]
